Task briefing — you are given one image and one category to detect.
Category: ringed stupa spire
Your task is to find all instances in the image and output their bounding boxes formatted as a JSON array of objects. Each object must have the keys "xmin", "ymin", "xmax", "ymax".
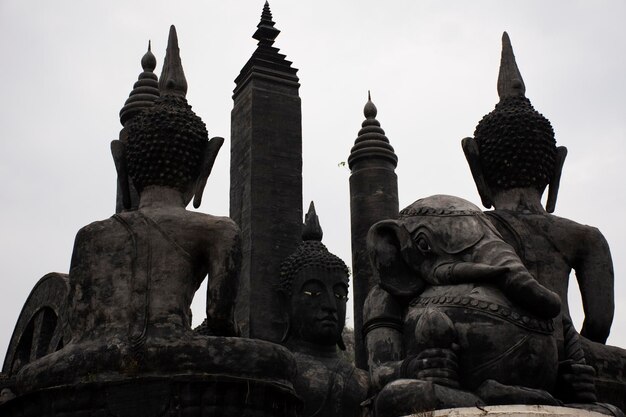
[
  {"xmin": 119, "ymin": 41, "xmax": 160, "ymax": 127},
  {"xmin": 348, "ymin": 92, "xmax": 398, "ymax": 169},
  {"xmin": 348, "ymin": 92, "xmax": 399, "ymax": 369}
]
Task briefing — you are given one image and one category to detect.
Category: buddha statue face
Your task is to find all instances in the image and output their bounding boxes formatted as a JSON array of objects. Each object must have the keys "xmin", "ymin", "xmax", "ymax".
[{"xmin": 289, "ymin": 266, "xmax": 349, "ymax": 346}]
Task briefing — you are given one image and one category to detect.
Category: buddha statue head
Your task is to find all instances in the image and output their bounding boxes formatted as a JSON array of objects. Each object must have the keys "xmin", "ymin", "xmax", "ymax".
[
  {"xmin": 112, "ymin": 25, "xmax": 223, "ymax": 210},
  {"xmin": 277, "ymin": 202, "xmax": 350, "ymax": 351},
  {"xmin": 463, "ymin": 32, "xmax": 568, "ymax": 213}
]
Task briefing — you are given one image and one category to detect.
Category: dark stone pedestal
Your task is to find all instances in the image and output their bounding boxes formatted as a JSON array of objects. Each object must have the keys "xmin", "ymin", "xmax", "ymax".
[{"xmin": 0, "ymin": 375, "xmax": 301, "ymax": 417}]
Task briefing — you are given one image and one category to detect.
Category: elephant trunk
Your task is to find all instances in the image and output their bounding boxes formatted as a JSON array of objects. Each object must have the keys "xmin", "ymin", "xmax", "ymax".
[
  {"xmin": 453, "ymin": 239, "xmax": 561, "ymax": 319},
  {"xmin": 432, "ymin": 262, "xmax": 508, "ymax": 284}
]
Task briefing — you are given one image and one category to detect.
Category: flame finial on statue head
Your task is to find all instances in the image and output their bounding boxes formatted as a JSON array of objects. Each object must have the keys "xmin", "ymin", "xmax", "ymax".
[
  {"xmin": 497, "ymin": 32, "xmax": 526, "ymax": 99},
  {"xmin": 159, "ymin": 25, "xmax": 188, "ymax": 98},
  {"xmin": 302, "ymin": 201, "xmax": 323, "ymax": 242},
  {"xmin": 472, "ymin": 32, "xmax": 557, "ymax": 196}
]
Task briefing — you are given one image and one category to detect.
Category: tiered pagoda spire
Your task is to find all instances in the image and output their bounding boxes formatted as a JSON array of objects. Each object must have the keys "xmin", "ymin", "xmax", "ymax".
[
  {"xmin": 233, "ymin": 1, "xmax": 299, "ymax": 96},
  {"xmin": 252, "ymin": 1, "xmax": 281, "ymax": 46}
]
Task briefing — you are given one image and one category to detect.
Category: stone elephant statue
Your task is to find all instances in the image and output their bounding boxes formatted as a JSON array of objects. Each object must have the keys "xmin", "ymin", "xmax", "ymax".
[
  {"xmin": 367, "ymin": 194, "xmax": 560, "ymax": 319},
  {"xmin": 362, "ymin": 195, "xmax": 621, "ymax": 417}
]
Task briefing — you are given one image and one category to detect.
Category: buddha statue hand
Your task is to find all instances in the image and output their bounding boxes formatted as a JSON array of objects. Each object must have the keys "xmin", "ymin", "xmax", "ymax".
[
  {"xmin": 557, "ymin": 360, "xmax": 598, "ymax": 403},
  {"xmin": 400, "ymin": 348, "xmax": 460, "ymax": 388}
]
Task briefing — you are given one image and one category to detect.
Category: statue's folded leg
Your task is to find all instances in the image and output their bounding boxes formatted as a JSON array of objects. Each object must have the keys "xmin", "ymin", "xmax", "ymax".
[
  {"xmin": 374, "ymin": 379, "xmax": 483, "ymax": 417},
  {"xmin": 475, "ymin": 379, "xmax": 559, "ymax": 406}
]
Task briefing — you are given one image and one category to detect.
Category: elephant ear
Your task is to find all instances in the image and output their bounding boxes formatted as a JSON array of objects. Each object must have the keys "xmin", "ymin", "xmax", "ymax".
[{"xmin": 367, "ymin": 219, "xmax": 426, "ymax": 299}]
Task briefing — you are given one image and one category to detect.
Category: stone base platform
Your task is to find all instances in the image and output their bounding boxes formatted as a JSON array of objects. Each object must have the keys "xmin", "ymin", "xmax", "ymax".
[
  {"xmin": 406, "ymin": 405, "xmax": 618, "ymax": 417},
  {"xmin": 0, "ymin": 375, "xmax": 301, "ymax": 417}
]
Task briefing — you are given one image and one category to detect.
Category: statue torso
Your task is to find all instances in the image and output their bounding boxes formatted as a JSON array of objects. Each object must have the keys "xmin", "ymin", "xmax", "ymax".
[
  {"xmin": 486, "ymin": 210, "xmax": 596, "ymax": 323},
  {"xmin": 68, "ymin": 209, "xmax": 227, "ymax": 341}
]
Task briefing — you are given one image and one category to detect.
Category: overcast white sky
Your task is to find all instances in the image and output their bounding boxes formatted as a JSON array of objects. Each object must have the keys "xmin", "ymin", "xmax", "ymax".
[{"xmin": 1, "ymin": 1, "xmax": 625, "ymax": 362}]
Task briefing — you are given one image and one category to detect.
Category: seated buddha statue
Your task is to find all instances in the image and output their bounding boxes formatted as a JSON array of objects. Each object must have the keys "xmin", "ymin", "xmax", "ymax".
[
  {"xmin": 15, "ymin": 26, "xmax": 294, "ymax": 395},
  {"xmin": 361, "ymin": 33, "xmax": 622, "ymax": 417},
  {"xmin": 276, "ymin": 203, "xmax": 369, "ymax": 417},
  {"xmin": 462, "ymin": 32, "xmax": 625, "ymax": 410}
]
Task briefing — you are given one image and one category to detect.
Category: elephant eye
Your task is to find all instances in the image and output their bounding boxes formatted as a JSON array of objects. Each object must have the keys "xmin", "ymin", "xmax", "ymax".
[{"xmin": 416, "ymin": 237, "xmax": 432, "ymax": 254}]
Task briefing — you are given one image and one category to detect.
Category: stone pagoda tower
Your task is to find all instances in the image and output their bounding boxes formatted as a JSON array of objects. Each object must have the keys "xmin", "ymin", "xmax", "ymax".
[
  {"xmin": 348, "ymin": 94, "xmax": 399, "ymax": 369},
  {"xmin": 230, "ymin": 2, "xmax": 302, "ymax": 341}
]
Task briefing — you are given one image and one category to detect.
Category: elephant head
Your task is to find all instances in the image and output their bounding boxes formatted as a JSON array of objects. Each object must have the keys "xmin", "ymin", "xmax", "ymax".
[{"xmin": 368, "ymin": 195, "xmax": 560, "ymax": 318}]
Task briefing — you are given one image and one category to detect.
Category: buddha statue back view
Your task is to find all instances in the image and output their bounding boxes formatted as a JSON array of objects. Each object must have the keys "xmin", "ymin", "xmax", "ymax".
[
  {"xmin": 5, "ymin": 26, "xmax": 299, "ymax": 417},
  {"xmin": 463, "ymin": 32, "xmax": 624, "ymax": 410}
]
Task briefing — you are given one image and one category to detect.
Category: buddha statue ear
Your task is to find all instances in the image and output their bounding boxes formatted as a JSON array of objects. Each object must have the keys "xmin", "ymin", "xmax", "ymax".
[
  {"xmin": 111, "ymin": 140, "xmax": 131, "ymax": 211},
  {"xmin": 462, "ymin": 137, "xmax": 494, "ymax": 209},
  {"xmin": 193, "ymin": 136, "xmax": 224, "ymax": 209},
  {"xmin": 545, "ymin": 146, "xmax": 567, "ymax": 213}
]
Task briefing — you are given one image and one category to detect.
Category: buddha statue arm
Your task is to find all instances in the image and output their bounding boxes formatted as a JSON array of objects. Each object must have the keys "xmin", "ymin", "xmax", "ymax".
[
  {"xmin": 575, "ymin": 226, "xmax": 614, "ymax": 344},
  {"xmin": 366, "ymin": 328, "xmax": 404, "ymax": 390},
  {"xmin": 204, "ymin": 220, "xmax": 242, "ymax": 336}
]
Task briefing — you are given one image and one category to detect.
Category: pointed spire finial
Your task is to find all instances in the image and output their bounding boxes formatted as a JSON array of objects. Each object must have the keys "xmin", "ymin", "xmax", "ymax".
[
  {"xmin": 253, "ymin": 1, "xmax": 280, "ymax": 45},
  {"xmin": 159, "ymin": 25, "xmax": 188, "ymax": 98},
  {"xmin": 302, "ymin": 201, "xmax": 323, "ymax": 242},
  {"xmin": 364, "ymin": 90, "xmax": 377, "ymax": 120},
  {"xmin": 497, "ymin": 32, "xmax": 526, "ymax": 99},
  {"xmin": 141, "ymin": 40, "xmax": 156, "ymax": 73}
]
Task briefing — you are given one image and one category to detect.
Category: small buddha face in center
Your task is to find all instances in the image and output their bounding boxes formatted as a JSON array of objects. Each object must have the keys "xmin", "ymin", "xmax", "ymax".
[{"xmin": 290, "ymin": 266, "xmax": 349, "ymax": 346}]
